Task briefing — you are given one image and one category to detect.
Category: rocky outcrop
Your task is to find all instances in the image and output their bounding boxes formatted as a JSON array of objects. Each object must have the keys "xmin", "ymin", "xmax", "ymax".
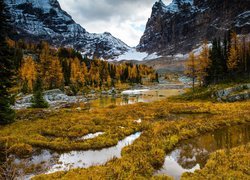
[
  {"xmin": 14, "ymin": 89, "xmax": 86, "ymax": 109},
  {"xmin": 5, "ymin": 0, "xmax": 130, "ymax": 59},
  {"xmin": 137, "ymin": 0, "xmax": 250, "ymax": 55},
  {"xmin": 215, "ymin": 84, "xmax": 250, "ymax": 102}
]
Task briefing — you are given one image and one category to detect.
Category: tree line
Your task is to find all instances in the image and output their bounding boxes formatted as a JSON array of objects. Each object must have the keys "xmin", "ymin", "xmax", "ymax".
[
  {"xmin": 0, "ymin": 0, "xmax": 158, "ymax": 124},
  {"xmin": 1, "ymin": 38, "xmax": 158, "ymax": 124},
  {"xmin": 9, "ymin": 40, "xmax": 158, "ymax": 95},
  {"xmin": 186, "ymin": 32, "xmax": 250, "ymax": 89}
]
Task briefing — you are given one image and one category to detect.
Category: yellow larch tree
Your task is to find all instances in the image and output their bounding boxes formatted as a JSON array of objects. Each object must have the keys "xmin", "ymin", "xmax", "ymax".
[
  {"xmin": 20, "ymin": 56, "xmax": 37, "ymax": 92},
  {"xmin": 197, "ymin": 41, "xmax": 211, "ymax": 86},
  {"xmin": 49, "ymin": 57, "xmax": 64, "ymax": 89},
  {"xmin": 107, "ymin": 75, "xmax": 112, "ymax": 87},
  {"xmin": 227, "ymin": 32, "xmax": 240, "ymax": 72},
  {"xmin": 70, "ymin": 58, "xmax": 81, "ymax": 84},
  {"xmin": 185, "ymin": 52, "xmax": 198, "ymax": 91}
]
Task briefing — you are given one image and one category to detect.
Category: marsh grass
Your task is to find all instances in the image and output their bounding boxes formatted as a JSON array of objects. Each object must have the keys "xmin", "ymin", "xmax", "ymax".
[
  {"xmin": 182, "ymin": 143, "xmax": 250, "ymax": 179},
  {"xmin": 0, "ymin": 99, "xmax": 250, "ymax": 179}
]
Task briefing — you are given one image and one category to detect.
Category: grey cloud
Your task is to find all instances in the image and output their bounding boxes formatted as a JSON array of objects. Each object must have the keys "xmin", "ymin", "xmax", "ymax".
[
  {"xmin": 60, "ymin": 0, "xmax": 157, "ymax": 21},
  {"xmin": 57, "ymin": 0, "xmax": 172, "ymax": 46}
]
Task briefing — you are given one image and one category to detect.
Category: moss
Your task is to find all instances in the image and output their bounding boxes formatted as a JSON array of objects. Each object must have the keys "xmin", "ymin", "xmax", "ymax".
[
  {"xmin": 8, "ymin": 143, "xmax": 33, "ymax": 158},
  {"xmin": 0, "ymin": 99, "xmax": 250, "ymax": 179}
]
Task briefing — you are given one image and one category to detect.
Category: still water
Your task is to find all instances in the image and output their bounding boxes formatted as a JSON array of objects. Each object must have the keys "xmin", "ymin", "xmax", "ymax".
[
  {"xmin": 155, "ymin": 124, "xmax": 250, "ymax": 179},
  {"xmin": 47, "ymin": 132, "xmax": 141, "ymax": 174},
  {"xmin": 90, "ymin": 89, "xmax": 183, "ymax": 108},
  {"xmin": 14, "ymin": 132, "xmax": 141, "ymax": 179}
]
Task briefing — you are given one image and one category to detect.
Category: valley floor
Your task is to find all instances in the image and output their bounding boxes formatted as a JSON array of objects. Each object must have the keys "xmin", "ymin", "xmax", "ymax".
[{"xmin": 0, "ymin": 94, "xmax": 250, "ymax": 179}]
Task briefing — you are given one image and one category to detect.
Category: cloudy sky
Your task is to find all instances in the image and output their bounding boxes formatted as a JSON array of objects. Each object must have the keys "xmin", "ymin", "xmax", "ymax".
[{"xmin": 57, "ymin": 0, "xmax": 172, "ymax": 47}]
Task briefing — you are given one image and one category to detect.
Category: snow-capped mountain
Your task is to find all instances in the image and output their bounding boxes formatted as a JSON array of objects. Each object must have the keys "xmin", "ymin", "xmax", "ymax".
[
  {"xmin": 5, "ymin": 0, "xmax": 130, "ymax": 59},
  {"xmin": 137, "ymin": 0, "xmax": 250, "ymax": 55}
]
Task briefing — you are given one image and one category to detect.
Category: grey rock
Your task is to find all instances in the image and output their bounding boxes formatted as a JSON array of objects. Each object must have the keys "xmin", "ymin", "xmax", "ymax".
[
  {"xmin": 214, "ymin": 83, "xmax": 250, "ymax": 102},
  {"xmin": 14, "ymin": 89, "xmax": 87, "ymax": 109}
]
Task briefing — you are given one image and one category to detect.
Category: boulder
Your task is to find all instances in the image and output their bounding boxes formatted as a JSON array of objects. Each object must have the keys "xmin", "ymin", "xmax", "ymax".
[
  {"xmin": 215, "ymin": 84, "xmax": 250, "ymax": 102},
  {"xmin": 14, "ymin": 89, "xmax": 87, "ymax": 110}
]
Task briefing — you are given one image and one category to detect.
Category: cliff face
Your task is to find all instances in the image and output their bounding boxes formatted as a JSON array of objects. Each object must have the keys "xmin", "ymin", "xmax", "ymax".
[
  {"xmin": 5, "ymin": 0, "xmax": 130, "ymax": 59},
  {"xmin": 137, "ymin": 0, "xmax": 250, "ymax": 55}
]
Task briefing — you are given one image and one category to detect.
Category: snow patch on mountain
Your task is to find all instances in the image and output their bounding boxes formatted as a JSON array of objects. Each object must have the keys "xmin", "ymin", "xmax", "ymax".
[
  {"xmin": 156, "ymin": 0, "xmax": 194, "ymax": 13},
  {"xmin": 5, "ymin": 0, "xmax": 130, "ymax": 59},
  {"xmin": 110, "ymin": 48, "xmax": 162, "ymax": 61},
  {"xmin": 115, "ymin": 49, "xmax": 148, "ymax": 61},
  {"xmin": 144, "ymin": 52, "xmax": 162, "ymax": 60},
  {"xmin": 235, "ymin": 11, "xmax": 250, "ymax": 27}
]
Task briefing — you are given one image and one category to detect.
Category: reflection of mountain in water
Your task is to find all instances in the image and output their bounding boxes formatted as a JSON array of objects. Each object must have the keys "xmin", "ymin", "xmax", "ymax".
[
  {"xmin": 176, "ymin": 124, "xmax": 250, "ymax": 170},
  {"xmin": 156, "ymin": 123, "xmax": 250, "ymax": 179}
]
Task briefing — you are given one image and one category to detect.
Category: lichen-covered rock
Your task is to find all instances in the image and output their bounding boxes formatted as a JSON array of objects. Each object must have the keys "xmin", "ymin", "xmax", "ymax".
[
  {"xmin": 227, "ymin": 91, "xmax": 250, "ymax": 102},
  {"xmin": 214, "ymin": 84, "xmax": 250, "ymax": 102},
  {"xmin": 14, "ymin": 89, "xmax": 87, "ymax": 109}
]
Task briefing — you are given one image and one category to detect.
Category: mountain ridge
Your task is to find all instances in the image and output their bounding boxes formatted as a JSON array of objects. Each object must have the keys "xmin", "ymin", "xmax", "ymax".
[
  {"xmin": 5, "ymin": 0, "xmax": 131, "ymax": 59},
  {"xmin": 137, "ymin": 0, "xmax": 250, "ymax": 56}
]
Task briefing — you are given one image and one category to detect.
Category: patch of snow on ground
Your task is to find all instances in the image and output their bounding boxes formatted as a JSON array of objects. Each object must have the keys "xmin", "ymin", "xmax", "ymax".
[
  {"xmin": 134, "ymin": 119, "xmax": 142, "ymax": 124},
  {"xmin": 77, "ymin": 132, "xmax": 104, "ymax": 141},
  {"xmin": 121, "ymin": 89, "xmax": 149, "ymax": 95}
]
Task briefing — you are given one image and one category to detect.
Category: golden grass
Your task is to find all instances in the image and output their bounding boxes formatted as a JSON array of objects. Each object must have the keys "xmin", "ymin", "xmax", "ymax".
[
  {"xmin": 0, "ymin": 99, "xmax": 250, "ymax": 179},
  {"xmin": 182, "ymin": 143, "xmax": 250, "ymax": 179}
]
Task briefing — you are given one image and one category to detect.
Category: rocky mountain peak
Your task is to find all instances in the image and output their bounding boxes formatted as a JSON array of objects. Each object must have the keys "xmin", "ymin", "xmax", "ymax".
[
  {"xmin": 5, "ymin": 0, "xmax": 130, "ymax": 59},
  {"xmin": 137, "ymin": 0, "xmax": 250, "ymax": 56}
]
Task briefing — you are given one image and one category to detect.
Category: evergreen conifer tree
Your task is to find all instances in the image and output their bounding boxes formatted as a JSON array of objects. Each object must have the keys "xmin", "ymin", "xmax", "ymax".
[
  {"xmin": 32, "ymin": 76, "xmax": 49, "ymax": 108},
  {"xmin": 0, "ymin": 0, "xmax": 15, "ymax": 124}
]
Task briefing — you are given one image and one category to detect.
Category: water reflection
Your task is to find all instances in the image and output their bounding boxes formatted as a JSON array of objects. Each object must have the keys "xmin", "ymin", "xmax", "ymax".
[
  {"xmin": 47, "ymin": 132, "xmax": 141, "ymax": 173},
  {"xmin": 13, "ymin": 132, "xmax": 141, "ymax": 178},
  {"xmin": 90, "ymin": 89, "xmax": 183, "ymax": 108},
  {"xmin": 156, "ymin": 124, "xmax": 250, "ymax": 179}
]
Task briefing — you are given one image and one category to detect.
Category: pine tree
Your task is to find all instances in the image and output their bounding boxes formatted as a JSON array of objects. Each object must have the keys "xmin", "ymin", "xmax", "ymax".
[
  {"xmin": 155, "ymin": 72, "xmax": 159, "ymax": 83},
  {"xmin": 208, "ymin": 39, "xmax": 225, "ymax": 83},
  {"xmin": 32, "ymin": 76, "xmax": 48, "ymax": 108},
  {"xmin": 0, "ymin": 0, "xmax": 15, "ymax": 124},
  {"xmin": 61, "ymin": 58, "xmax": 71, "ymax": 86}
]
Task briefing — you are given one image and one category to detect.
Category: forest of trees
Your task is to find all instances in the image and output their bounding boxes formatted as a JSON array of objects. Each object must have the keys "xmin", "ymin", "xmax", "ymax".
[
  {"xmin": 0, "ymin": 0, "xmax": 158, "ymax": 124},
  {"xmin": 6, "ymin": 39, "xmax": 158, "ymax": 95},
  {"xmin": 186, "ymin": 32, "xmax": 250, "ymax": 88}
]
